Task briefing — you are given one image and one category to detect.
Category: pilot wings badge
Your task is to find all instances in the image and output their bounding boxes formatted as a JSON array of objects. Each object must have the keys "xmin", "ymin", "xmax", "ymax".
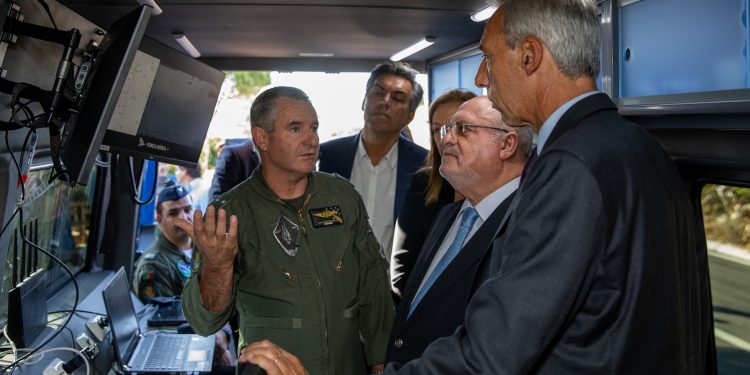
[{"xmin": 273, "ymin": 215, "xmax": 299, "ymax": 256}]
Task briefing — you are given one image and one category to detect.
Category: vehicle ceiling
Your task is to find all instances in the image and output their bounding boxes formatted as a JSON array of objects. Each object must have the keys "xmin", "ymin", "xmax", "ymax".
[{"xmin": 58, "ymin": 0, "xmax": 490, "ymax": 72}]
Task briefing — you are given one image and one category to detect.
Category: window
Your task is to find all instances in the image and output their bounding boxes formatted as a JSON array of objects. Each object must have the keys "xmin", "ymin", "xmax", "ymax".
[
  {"xmin": 701, "ymin": 184, "xmax": 750, "ymax": 373},
  {"xmin": 0, "ymin": 167, "xmax": 96, "ymax": 325}
]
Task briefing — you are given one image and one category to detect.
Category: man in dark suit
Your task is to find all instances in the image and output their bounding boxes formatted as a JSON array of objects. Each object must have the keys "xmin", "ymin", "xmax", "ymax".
[
  {"xmin": 237, "ymin": 0, "xmax": 714, "ymax": 374},
  {"xmin": 386, "ymin": 96, "xmax": 532, "ymax": 365},
  {"xmin": 319, "ymin": 61, "xmax": 427, "ymax": 256},
  {"xmin": 208, "ymin": 139, "xmax": 260, "ymax": 201}
]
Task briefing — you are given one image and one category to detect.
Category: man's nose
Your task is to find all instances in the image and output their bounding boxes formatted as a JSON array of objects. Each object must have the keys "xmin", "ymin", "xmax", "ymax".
[{"xmin": 475, "ymin": 59, "xmax": 489, "ymax": 88}]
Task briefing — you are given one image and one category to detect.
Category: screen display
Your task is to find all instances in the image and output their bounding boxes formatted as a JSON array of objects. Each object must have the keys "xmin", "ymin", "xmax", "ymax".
[{"xmin": 101, "ymin": 37, "xmax": 225, "ymax": 167}]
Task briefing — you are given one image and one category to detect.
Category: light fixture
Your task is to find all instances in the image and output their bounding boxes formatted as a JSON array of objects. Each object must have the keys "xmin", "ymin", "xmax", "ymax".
[
  {"xmin": 299, "ymin": 52, "xmax": 335, "ymax": 57},
  {"xmin": 471, "ymin": 6, "xmax": 497, "ymax": 22},
  {"xmin": 390, "ymin": 37, "xmax": 435, "ymax": 62},
  {"xmin": 173, "ymin": 33, "xmax": 201, "ymax": 58},
  {"xmin": 136, "ymin": 0, "xmax": 163, "ymax": 16}
]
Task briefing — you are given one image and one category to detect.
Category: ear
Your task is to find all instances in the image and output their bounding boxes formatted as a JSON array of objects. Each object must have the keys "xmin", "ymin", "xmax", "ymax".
[
  {"xmin": 498, "ymin": 131, "xmax": 518, "ymax": 161},
  {"xmin": 156, "ymin": 213, "xmax": 163, "ymax": 225},
  {"xmin": 520, "ymin": 36, "xmax": 543, "ymax": 75},
  {"xmin": 252, "ymin": 127, "xmax": 268, "ymax": 152}
]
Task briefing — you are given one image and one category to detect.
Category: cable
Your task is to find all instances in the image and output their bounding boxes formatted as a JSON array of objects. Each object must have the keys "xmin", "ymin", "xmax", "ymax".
[
  {"xmin": 48, "ymin": 309, "xmax": 102, "ymax": 316},
  {"xmin": 35, "ymin": 0, "xmax": 58, "ymax": 30},
  {"xmin": 128, "ymin": 157, "xmax": 158, "ymax": 205},
  {"xmin": 0, "ymin": 209, "xmax": 81, "ymax": 374},
  {"xmin": 13, "ymin": 346, "xmax": 90, "ymax": 375},
  {"xmin": 0, "ymin": 207, "xmax": 19, "ymax": 240}
]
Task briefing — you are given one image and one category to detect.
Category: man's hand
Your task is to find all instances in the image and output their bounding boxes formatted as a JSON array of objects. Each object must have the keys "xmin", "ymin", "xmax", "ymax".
[
  {"xmin": 175, "ymin": 205, "xmax": 239, "ymax": 311},
  {"xmin": 239, "ymin": 340, "xmax": 309, "ymax": 375},
  {"xmin": 176, "ymin": 205, "xmax": 239, "ymax": 271}
]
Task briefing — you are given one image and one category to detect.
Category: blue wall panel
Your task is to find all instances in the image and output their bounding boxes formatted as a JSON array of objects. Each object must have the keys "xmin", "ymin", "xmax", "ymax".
[{"xmin": 619, "ymin": 0, "xmax": 749, "ymax": 97}]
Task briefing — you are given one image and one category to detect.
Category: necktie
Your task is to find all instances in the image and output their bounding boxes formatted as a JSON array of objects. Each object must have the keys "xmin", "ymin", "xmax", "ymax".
[
  {"xmin": 408, "ymin": 207, "xmax": 480, "ymax": 317},
  {"xmin": 520, "ymin": 147, "xmax": 538, "ymax": 185}
]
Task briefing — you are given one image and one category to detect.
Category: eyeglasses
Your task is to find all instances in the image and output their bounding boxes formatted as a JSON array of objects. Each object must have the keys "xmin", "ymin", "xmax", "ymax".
[{"xmin": 439, "ymin": 121, "xmax": 508, "ymax": 139}]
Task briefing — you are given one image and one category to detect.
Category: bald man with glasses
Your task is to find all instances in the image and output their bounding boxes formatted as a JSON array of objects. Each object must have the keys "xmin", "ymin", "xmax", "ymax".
[{"xmin": 382, "ymin": 95, "xmax": 533, "ymax": 364}]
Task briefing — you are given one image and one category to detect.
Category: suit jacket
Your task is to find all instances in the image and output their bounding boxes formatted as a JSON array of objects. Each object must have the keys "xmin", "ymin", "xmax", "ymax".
[
  {"xmin": 386, "ymin": 192, "xmax": 515, "ymax": 365},
  {"xmin": 318, "ymin": 132, "xmax": 427, "ymax": 221},
  {"xmin": 390, "ymin": 171, "xmax": 455, "ymax": 302},
  {"xmin": 388, "ymin": 93, "xmax": 712, "ymax": 374},
  {"xmin": 208, "ymin": 140, "xmax": 260, "ymax": 201}
]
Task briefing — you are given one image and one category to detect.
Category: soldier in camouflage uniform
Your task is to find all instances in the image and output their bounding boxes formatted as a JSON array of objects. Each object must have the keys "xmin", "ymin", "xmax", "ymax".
[{"xmin": 133, "ymin": 181, "xmax": 194, "ymax": 301}]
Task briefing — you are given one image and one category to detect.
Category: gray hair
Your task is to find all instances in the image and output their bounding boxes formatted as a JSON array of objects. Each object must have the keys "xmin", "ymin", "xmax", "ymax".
[
  {"xmin": 250, "ymin": 86, "xmax": 311, "ymax": 132},
  {"xmin": 366, "ymin": 61, "xmax": 424, "ymax": 113},
  {"xmin": 489, "ymin": 0, "xmax": 600, "ymax": 79}
]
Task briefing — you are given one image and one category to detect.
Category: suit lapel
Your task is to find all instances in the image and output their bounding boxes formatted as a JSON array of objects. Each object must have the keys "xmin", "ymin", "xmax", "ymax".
[
  {"xmin": 407, "ymin": 193, "xmax": 515, "ymax": 322},
  {"xmin": 399, "ymin": 202, "xmax": 461, "ymax": 325},
  {"xmin": 340, "ymin": 133, "xmax": 360, "ymax": 179}
]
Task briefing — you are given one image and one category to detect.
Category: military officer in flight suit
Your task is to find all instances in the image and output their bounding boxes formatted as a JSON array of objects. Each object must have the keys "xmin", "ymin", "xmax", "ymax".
[{"xmin": 179, "ymin": 86, "xmax": 394, "ymax": 375}]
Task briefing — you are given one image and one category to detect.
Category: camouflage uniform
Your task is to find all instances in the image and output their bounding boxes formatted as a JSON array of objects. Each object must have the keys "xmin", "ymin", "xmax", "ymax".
[{"xmin": 133, "ymin": 232, "xmax": 192, "ymax": 301}]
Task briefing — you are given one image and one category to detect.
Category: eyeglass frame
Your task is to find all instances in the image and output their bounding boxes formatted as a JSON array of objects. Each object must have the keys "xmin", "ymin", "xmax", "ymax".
[{"xmin": 439, "ymin": 121, "xmax": 509, "ymax": 140}]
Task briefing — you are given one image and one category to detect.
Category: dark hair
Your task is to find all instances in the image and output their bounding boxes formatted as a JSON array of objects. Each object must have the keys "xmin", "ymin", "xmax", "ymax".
[
  {"xmin": 423, "ymin": 89, "xmax": 477, "ymax": 204},
  {"xmin": 183, "ymin": 165, "xmax": 201, "ymax": 179},
  {"xmin": 366, "ymin": 61, "xmax": 424, "ymax": 113},
  {"xmin": 250, "ymin": 86, "xmax": 311, "ymax": 132}
]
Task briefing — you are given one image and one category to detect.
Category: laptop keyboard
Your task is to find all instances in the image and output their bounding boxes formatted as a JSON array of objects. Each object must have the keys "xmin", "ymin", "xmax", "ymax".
[{"xmin": 142, "ymin": 334, "xmax": 190, "ymax": 370}]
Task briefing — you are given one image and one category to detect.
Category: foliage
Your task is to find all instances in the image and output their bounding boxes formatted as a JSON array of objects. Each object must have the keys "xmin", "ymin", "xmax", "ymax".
[
  {"xmin": 229, "ymin": 71, "xmax": 271, "ymax": 97},
  {"xmin": 702, "ymin": 184, "xmax": 750, "ymax": 250},
  {"xmin": 204, "ymin": 137, "xmax": 223, "ymax": 169}
]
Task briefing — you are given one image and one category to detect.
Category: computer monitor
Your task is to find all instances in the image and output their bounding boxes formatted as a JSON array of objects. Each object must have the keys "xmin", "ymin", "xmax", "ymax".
[
  {"xmin": 100, "ymin": 37, "xmax": 226, "ymax": 167},
  {"xmin": 60, "ymin": 5, "xmax": 152, "ymax": 185}
]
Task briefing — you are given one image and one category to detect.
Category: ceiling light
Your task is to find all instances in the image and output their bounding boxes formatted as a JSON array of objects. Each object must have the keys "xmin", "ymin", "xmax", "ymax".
[
  {"xmin": 136, "ymin": 0, "xmax": 163, "ymax": 15},
  {"xmin": 299, "ymin": 52, "xmax": 335, "ymax": 57},
  {"xmin": 172, "ymin": 33, "xmax": 201, "ymax": 58},
  {"xmin": 390, "ymin": 37, "xmax": 435, "ymax": 62},
  {"xmin": 471, "ymin": 6, "xmax": 497, "ymax": 22}
]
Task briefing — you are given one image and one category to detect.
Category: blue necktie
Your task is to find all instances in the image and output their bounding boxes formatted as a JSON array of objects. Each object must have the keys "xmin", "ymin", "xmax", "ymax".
[{"xmin": 408, "ymin": 207, "xmax": 480, "ymax": 318}]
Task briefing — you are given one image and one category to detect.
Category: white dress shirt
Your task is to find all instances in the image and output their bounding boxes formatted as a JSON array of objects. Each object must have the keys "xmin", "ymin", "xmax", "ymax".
[
  {"xmin": 349, "ymin": 134, "xmax": 399, "ymax": 258},
  {"xmin": 414, "ymin": 177, "xmax": 520, "ymax": 298}
]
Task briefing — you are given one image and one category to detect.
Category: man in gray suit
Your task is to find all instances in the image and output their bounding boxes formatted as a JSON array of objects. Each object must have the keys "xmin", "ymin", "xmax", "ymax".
[{"xmin": 240, "ymin": 0, "xmax": 713, "ymax": 373}]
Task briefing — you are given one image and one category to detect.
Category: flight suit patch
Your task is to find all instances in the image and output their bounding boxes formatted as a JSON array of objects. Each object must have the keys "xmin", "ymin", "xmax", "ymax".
[
  {"xmin": 273, "ymin": 215, "xmax": 299, "ymax": 257},
  {"xmin": 308, "ymin": 206, "xmax": 344, "ymax": 228},
  {"xmin": 177, "ymin": 259, "xmax": 192, "ymax": 278}
]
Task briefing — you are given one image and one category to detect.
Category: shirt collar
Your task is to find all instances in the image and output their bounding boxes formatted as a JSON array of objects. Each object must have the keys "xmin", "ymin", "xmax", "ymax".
[
  {"xmin": 355, "ymin": 131, "xmax": 399, "ymax": 168},
  {"xmin": 460, "ymin": 176, "xmax": 520, "ymax": 221},
  {"xmin": 537, "ymin": 91, "xmax": 598, "ymax": 154}
]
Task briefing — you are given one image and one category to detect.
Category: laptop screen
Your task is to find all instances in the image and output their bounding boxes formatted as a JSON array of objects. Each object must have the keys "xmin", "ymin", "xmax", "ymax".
[{"xmin": 102, "ymin": 267, "xmax": 141, "ymax": 368}]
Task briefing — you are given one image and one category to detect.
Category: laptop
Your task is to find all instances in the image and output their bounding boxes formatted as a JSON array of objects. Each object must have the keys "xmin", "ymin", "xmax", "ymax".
[
  {"xmin": 147, "ymin": 299, "xmax": 187, "ymax": 327},
  {"xmin": 102, "ymin": 267, "xmax": 214, "ymax": 373}
]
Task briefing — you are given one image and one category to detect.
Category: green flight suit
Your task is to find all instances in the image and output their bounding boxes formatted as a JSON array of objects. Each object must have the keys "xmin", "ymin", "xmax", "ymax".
[
  {"xmin": 133, "ymin": 232, "xmax": 192, "ymax": 301},
  {"xmin": 182, "ymin": 169, "xmax": 394, "ymax": 375}
]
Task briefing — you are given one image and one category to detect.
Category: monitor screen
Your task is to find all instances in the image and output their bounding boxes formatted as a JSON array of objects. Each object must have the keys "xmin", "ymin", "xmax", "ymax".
[
  {"xmin": 100, "ymin": 37, "xmax": 226, "ymax": 167},
  {"xmin": 60, "ymin": 5, "xmax": 151, "ymax": 185}
]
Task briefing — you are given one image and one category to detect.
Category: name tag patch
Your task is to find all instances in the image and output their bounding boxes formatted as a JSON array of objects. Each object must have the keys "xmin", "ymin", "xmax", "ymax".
[{"xmin": 309, "ymin": 206, "xmax": 344, "ymax": 228}]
